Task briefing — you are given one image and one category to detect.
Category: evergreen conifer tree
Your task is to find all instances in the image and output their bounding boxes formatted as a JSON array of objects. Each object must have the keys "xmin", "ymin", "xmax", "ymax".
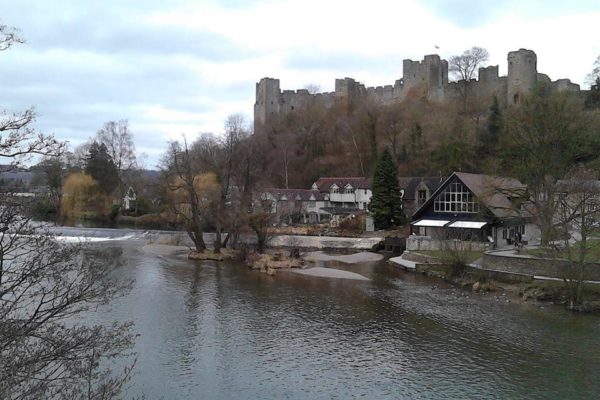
[
  {"xmin": 370, "ymin": 148, "xmax": 404, "ymax": 229},
  {"xmin": 85, "ymin": 141, "xmax": 120, "ymax": 194}
]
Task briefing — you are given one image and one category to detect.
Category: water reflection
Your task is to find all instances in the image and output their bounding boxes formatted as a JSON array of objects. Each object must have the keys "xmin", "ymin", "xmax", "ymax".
[{"xmin": 94, "ymin": 241, "xmax": 600, "ymax": 400}]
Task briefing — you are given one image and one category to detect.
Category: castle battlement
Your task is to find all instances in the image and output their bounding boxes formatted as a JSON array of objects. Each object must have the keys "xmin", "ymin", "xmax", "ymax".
[{"xmin": 254, "ymin": 49, "xmax": 581, "ymax": 132}]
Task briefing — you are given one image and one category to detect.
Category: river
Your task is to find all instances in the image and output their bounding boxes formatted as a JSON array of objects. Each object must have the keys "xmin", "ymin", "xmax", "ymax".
[{"xmin": 64, "ymin": 228, "xmax": 600, "ymax": 399}]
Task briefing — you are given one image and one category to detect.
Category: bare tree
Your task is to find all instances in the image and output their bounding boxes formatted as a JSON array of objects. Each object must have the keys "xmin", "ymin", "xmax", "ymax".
[
  {"xmin": 190, "ymin": 115, "xmax": 251, "ymax": 253},
  {"xmin": 0, "ymin": 24, "xmax": 135, "ymax": 399},
  {"xmin": 32, "ymin": 155, "xmax": 68, "ymax": 218},
  {"xmin": 70, "ymin": 142, "xmax": 91, "ymax": 170},
  {"xmin": 96, "ymin": 120, "xmax": 136, "ymax": 171},
  {"xmin": 0, "ymin": 210, "xmax": 135, "ymax": 399},
  {"xmin": 449, "ymin": 46, "xmax": 489, "ymax": 112},
  {"xmin": 0, "ymin": 23, "xmax": 23, "ymax": 51},
  {"xmin": 0, "ymin": 108, "xmax": 64, "ymax": 169},
  {"xmin": 586, "ymin": 54, "xmax": 600, "ymax": 87},
  {"xmin": 162, "ymin": 138, "xmax": 212, "ymax": 253},
  {"xmin": 555, "ymin": 169, "xmax": 600, "ymax": 310},
  {"xmin": 96, "ymin": 120, "xmax": 137, "ymax": 195},
  {"xmin": 499, "ymin": 85, "xmax": 598, "ymax": 245},
  {"xmin": 304, "ymin": 83, "xmax": 321, "ymax": 94},
  {"xmin": 449, "ymin": 46, "xmax": 489, "ymax": 81}
]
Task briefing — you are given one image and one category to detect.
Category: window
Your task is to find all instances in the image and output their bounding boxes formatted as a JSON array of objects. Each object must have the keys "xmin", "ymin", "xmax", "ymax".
[
  {"xmin": 433, "ymin": 179, "xmax": 479, "ymax": 213},
  {"xmin": 344, "ymin": 186, "xmax": 354, "ymax": 194},
  {"xmin": 309, "ymin": 200, "xmax": 316, "ymax": 208},
  {"xmin": 417, "ymin": 189, "xmax": 427, "ymax": 205}
]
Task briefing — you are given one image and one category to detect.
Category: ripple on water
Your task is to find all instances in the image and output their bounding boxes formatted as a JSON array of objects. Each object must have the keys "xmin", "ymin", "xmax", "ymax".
[{"xmin": 85, "ymin": 243, "xmax": 600, "ymax": 400}]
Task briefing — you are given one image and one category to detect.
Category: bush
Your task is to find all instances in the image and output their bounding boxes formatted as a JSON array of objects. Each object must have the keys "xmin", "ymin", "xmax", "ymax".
[
  {"xmin": 31, "ymin": 196, "xmax": 58, "ymax": 221},
  {"xmin": 110, "ymin": 204, "xmax": 121, "ymax": 221},
  {"xmin": 339, "ymin": 215, "xmax": 364, "ymax": 234}
]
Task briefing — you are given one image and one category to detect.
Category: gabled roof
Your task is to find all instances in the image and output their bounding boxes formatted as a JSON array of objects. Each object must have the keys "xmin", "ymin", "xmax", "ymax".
[
  {"xmin": 262, "ymin": 188, "xmax": 326, "ymax": 201},
  {"xmin": 455, "ymin": 172, "xmax": 526, "ymax": 218},
  {"xmin": 312, "ymin": 177, "xmax": 371, "ymax": 192},
  {"xmin": 398, "ymin": 177, "xmax": 445, "ymax": 200},
  {"xmin": 413, "ymin": 172, "xmax": 527, "ymax": 220}
]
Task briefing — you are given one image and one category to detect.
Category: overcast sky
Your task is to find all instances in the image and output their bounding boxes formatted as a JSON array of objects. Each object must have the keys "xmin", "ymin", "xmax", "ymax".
[{"xmin": 1, "ymin": 0, "xmax": 599, "ymax": 168}]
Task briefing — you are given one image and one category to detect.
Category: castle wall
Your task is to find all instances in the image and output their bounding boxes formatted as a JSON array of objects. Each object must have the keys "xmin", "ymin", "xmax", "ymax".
[
  {"xmin": 507, "ymin": 49, "xmax": 537, "ymax": 105},
  {"xmin": 254, "ymin": 49, "xmax": 582, "ymax": 132},
  {"xmin": 254, "ymin": 78, "xmax": 281, "ymax": 129}
]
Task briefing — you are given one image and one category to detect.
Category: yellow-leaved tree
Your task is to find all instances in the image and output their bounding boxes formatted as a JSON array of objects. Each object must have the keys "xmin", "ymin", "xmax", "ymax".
[{"xmin": 60, "ymin": 172, "xmax": 110, "ymax": 220}]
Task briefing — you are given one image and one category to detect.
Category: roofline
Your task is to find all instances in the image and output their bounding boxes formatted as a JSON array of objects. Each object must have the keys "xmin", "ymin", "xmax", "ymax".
[{"xmin": 411, "ymin": 172, "xmax": 459, "ymax": 220}]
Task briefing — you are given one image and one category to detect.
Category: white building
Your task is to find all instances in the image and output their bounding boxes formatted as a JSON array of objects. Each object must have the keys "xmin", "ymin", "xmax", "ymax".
[{"xmin": 260, "ymin": 177, "xmax": 373, "ymax": 224}]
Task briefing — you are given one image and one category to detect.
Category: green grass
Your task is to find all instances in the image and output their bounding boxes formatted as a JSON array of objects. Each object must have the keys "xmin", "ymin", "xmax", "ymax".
[
  {"xmin": 523, "ymin": 239, "xmax": 600, "ymax": 263},
  {"xmin": 412, "ymin": 250, "xmax": 484, "ymax": 264}
]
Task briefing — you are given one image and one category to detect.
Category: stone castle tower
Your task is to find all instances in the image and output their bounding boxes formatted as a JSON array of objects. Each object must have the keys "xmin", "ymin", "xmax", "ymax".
[
  {"xmin": 507, "ymin": 49, "xmax": 538, "ymax": 105},
  {"xmin": 254, "ymin": 48, "xmax": 580, "ymax": 132}
]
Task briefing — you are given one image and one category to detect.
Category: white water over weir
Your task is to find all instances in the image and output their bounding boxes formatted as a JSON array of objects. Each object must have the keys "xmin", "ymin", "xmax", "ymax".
[{"xmin": 40, "ymin": 226, "xmax": 385, "ymax": 250}]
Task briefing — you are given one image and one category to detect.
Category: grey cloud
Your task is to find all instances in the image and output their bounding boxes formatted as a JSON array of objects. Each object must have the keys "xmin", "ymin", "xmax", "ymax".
[
  {"xmin": 285, "ymin": 50, "xmax": 404, "ymax": 80},
  {"xmin": 421, "ymin": 0, "xmax": 600, "ymax": 28},
  {"xmin": 3, "ymin": 0, "xmax": 252, "ymax": 62}
]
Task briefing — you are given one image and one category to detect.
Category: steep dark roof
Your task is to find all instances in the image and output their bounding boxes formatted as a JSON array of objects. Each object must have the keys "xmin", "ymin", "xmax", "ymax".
[
  {"xmin": 455, "ymin": 172, "xmax": 526, "ymax": 218},
  {"xmin": 413, "ymin": 172, "xmax": 527, "ymax": 220},
  {"xmin": 263, "ymin": 188, "xmax": 326, "ymax": 201},
  {"xmin": 312, "ymin": 177, "xmax": 371, "ymax": 192},
  {"xmin": 398, "ymin": 177, "xmax": 445, "ymax": 200}
]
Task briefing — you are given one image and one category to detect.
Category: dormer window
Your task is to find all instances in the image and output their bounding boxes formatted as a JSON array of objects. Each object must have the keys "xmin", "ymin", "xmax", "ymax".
[
  {"xmin": 331, "ymin": 184, "xmax": 339, "ymax": 194},
  {"xmin": 344, "ymin": 184, "xmax": 354, "ymax": 194}
]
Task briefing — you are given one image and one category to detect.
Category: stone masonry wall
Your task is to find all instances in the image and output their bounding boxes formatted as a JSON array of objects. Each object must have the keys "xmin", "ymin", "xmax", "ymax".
[
  {"xmin": 407, "ymin": 236, "xmax": 488, "ymax": 252},
  {"xmin": 483, "ymin": 252, "xmax": 600, "ymax": 281}
]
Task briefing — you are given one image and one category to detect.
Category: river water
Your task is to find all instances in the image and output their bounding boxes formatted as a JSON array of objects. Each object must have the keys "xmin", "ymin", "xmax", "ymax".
[{"xmin": 66, "ymin": 228, "xmax": 600, "ymax": 399}]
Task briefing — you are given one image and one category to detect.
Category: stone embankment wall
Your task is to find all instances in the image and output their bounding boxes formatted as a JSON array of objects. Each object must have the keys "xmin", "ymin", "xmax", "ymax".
[
  {"xmin": 482, "ymin": 251, "xmax": 600, "ymax": 281},
  {"xmin": 407, "ymin": 236, "xmax": 487, "ymax": 252},
  {"xmin": 146, "ymin": 231, "xmax": 383, "ymax": 251}
]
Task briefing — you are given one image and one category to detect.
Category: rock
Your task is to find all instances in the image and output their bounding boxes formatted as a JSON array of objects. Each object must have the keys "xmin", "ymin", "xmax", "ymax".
[
  {"xmin": 189, "ymin": 251, "xmax": 223, "ymax": 261},
  {"xmin": 472, "ymin": 280, "xmax": 497, "ymax": 293},
  {"xmin": 290, "ymin": 247, "xmax": 300, "ymax": 259},
  {"xmin": 266, "ymin": 266, "xmax": 276, "ymax": 276}
]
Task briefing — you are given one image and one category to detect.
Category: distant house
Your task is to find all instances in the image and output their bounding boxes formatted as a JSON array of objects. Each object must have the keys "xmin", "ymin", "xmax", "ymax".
[
  {"xmin": 260, "ymin": 176, "xmax": 373, "ymax": 225},
  {"xmin": 398, "ymin": 177, "xmax": 444, "ymax": 217},
  {"xmin": 260, "ymin": 188, "xmax": 329, "ymax": 223},
  {"xmin": 311, "ymin": 177, "xmax": 372, "ymax": 212},
  {"xmin": 411, "ymin": 172, "xmax": 540, "ymax": 248},
  {"xmin": 122, "ymin": 187, "xmax": 137, "ymax": 212}
]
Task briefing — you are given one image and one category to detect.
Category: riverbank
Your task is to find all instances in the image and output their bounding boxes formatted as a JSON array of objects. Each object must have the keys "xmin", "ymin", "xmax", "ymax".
[{"xmin": 391, "ymin": 250, "xmax": 600, "ymax": 312}]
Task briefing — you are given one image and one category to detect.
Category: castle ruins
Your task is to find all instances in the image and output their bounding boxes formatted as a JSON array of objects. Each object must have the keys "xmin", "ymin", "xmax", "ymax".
[{"xmin": 254, "ymin": 49, "xmax": 580, "ymax": 131}]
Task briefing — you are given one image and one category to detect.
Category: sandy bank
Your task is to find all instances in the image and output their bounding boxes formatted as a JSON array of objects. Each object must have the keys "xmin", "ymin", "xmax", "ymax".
[
  {"xmin": 291, "ymin": 267, "xmax": 369, "ymax": 281},
  {"xmin": 303, "ymin": 251, "xmax": 384, "ymax": 264}
]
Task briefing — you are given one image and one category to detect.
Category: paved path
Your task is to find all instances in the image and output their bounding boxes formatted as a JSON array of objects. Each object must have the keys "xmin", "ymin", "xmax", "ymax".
[{"xmin": 388, "ymin": 256, "xmax": 416, "ymax": 271}]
